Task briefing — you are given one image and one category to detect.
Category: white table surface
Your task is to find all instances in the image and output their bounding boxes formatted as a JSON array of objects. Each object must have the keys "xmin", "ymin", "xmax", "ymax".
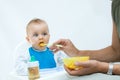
[{"xmin": 8, "ymin": 67, "xmax": 120, "ymax": 80}]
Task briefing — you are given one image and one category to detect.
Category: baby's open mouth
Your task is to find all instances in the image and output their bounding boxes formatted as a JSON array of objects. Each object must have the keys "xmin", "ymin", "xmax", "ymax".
[{"xmin": 39, "ymin": 42, "xmax": 47, "ymax": 47}]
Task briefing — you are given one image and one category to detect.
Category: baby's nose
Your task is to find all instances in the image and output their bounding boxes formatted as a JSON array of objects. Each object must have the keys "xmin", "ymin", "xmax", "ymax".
[{"xmin": 39, "ymin": 35, "xmax": 44, "ymax": 39}]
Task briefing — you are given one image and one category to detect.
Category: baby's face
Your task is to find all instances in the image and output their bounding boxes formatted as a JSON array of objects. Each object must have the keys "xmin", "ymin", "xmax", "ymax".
[{"xmin": 27, "ymin": 23, "xmax": 50, "ymax": 50}]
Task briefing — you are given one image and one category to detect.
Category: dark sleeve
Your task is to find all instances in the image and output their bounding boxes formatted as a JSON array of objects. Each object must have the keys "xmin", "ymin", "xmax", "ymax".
[
  {"xmin": 112, "ymin": 0, "xmax": 120, "ymax": 24},
  {"xmin": 112, "ymin": 0, "xmax": 120, "ymax": 37}
]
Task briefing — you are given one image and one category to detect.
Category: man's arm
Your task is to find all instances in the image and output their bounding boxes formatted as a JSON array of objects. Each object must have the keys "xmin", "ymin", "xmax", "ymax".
[{"xmin": 78, "ymin": 21, "xmax": 120, "ymax": 62}]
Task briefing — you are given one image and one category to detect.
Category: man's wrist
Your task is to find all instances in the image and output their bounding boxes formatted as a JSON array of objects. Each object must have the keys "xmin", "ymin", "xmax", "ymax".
[
  {"xmin": 97, "ymin": 62, "xmax": 109, "ymax": 74},
  {"xmin": 107, "ymin": 63, "xmax": 114, "ymax": 75}
]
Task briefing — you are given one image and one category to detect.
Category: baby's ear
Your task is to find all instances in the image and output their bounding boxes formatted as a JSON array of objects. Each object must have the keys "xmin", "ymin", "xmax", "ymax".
[
  {"xmin": 49, "ymin": 34, "xmax": 50, "ymax": 37},
  {"xmin": 48, "ymin": 34, "xmax": 50, "ymax": 37},
  {"xmin": 26, "ymin": 36, "xmax": 30, "ymax": 43}
]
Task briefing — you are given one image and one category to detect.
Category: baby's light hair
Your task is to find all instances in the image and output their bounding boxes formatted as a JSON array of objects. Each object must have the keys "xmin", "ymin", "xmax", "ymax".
[{"xmin": 26, "ymin": 18, "xmax": 48, "ymax": 35}]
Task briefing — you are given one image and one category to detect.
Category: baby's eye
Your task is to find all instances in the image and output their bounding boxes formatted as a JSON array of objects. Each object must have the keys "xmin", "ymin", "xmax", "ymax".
[
  {"xmin": 33, "ymin": 33, "xmax": 38, "ymax": 37},
  {"xmin": 42, "ymin": 32, "xmax": 47, "ymax": 36}
]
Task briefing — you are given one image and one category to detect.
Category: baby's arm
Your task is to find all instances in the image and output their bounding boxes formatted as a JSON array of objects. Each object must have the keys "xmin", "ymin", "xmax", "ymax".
[
  {"xmin": 13, "ymin": 41, "xmax": 30, "ymax": 75},
  {"xmin": 14, "ymin": 52, "xmax": 29, "ymax": 75}
]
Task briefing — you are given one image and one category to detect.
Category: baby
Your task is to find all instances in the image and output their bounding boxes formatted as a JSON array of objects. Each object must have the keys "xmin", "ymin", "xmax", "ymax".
[
  {"xmin": 14, "ymin": 18, "xmax": 58, "ymax": 75},
  {"xmin": 26, "ymin": 18, "xmax": 56, "ymax": 68}
]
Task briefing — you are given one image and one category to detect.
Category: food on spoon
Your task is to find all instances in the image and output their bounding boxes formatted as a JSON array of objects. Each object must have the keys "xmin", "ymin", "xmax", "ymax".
[{"xmin": 39, "ymin": 42, "xmax": 47, "ymax": 47}]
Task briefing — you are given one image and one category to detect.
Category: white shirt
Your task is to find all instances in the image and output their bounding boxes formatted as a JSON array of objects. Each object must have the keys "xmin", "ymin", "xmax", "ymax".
[{"xmin": 13, "ymin": 41, "xmax": 67, "ymax": 75}]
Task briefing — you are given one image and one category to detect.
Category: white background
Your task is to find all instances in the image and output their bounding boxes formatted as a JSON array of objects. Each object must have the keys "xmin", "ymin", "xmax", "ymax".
[{"xmin": 0, "ymin": 0, "xmax": 112, "ymax": 80}]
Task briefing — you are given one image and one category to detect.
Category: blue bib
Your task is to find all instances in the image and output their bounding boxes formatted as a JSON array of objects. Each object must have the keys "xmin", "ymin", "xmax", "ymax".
[{"xmin": 29, "ymin": 47, "xmax": 56, "ymax": 69}]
